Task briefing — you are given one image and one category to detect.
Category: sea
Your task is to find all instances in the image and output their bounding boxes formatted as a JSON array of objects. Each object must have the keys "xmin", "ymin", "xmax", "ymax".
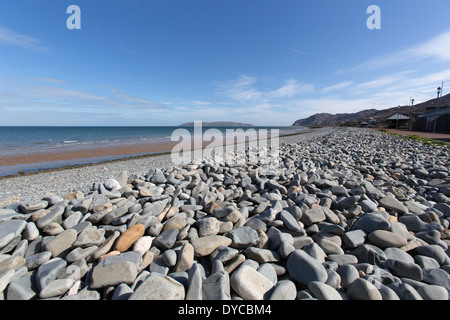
[{"xmin": 0, "ymin": 126, "xmax": 308, "ymax": 176}]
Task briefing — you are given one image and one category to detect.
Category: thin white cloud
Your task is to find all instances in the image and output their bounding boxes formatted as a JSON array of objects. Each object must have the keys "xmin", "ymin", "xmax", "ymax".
[
  {"xmin": 0, "ymin": 78, "xmax": 167, "ymax": 115},
  {"xmin": 0, "ymin": 26, "xmax": 49, "ymax": 52},
  {"xmin": 270, "ymin": 79, "xmax": 314, "ymax": 99},
  {"xmin": 217, "ymin": 75, "xmax": 262, "ymax": 102},
  {"xmin": 323, "ymin": 81, "xmax": 354, "ymax": 93},
  {"xmin": 28, "ymin": 77, "xmax": 70, "ymax": 84},
  {"xmin": 279, "ymin": 45, "xmax": 310, "ymax": 55},
  {"xmin": 341, "ymin": 30, "xmax": 450, "ymax": 74},
  {"xmin": 217, "ymin": 75, "xmax": 314, "ymax": 102}
]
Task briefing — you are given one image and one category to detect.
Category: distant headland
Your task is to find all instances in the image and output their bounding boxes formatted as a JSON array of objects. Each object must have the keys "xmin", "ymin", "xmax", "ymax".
[{"xmin": 179, "ymin": 121, "xmax": 254, "ymax": 127}]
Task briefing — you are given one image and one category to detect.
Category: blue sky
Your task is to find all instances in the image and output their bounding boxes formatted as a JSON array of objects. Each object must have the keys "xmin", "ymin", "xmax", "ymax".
[{"xmin": 0, "ymin": 0, "xmax": 449, "ymax": 126}]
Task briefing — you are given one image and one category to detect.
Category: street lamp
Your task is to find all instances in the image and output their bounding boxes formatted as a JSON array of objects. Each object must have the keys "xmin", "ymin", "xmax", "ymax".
[
  {"xmin": 433, "ymin": 87, "xmax": 441, "ymax": 134},
  {"xmin": 409, "ymin": 98, "xmax": 414, "ymax": 130}
]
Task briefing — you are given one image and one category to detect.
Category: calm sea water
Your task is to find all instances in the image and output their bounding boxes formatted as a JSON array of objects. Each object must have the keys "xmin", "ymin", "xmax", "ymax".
[
  {"xmin": 0, "ymin": 126, "xmax": 306, "ymax": 155},
  {"xmin": 0, "ymin": 126, "xmax": 307, "ymax": 175}
]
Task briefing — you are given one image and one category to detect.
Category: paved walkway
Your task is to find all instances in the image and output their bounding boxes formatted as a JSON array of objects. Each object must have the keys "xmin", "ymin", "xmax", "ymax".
[{"xmin": 386, "ymin": 129, "xmax": 450, "ymax": 142}]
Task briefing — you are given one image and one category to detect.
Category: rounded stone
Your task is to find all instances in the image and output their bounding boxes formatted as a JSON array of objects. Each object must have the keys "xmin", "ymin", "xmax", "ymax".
[
  {"xmin": 287, "ymin": 249, "xmax": 328, "ymax": 286},
  {"xmin": 230, "ymin": 265, "xmax": 274, "ymax": 300},
  {"xmin": 347, "ymin": 278, "xmax": 383, "ymax": 300},
  {"xmin": 197, "ymin": 217, "xmax": 220, "ymax": 237},
  {"xmin": 268, "ymin": 280, "xmax": 297, "ymax": 300},
  {"xmin": 43, "ymin": 229, "xmax": 78, "ymax": 258},
  {"xmin": 191, "ymin": 235, "xmax": 232, "ymax": 257},
  {"xmin": 308, "ymin": 281, "xmax": 343, "ymax": 300},
  {"xmin": 368, "ymin": 230, "xmax": 407, "ymax": 249},
  {"xmin": 115, "ymin": 224, "xmax": 145, "ymax": 252},
  {"xmin": 129, "ymin": 273, "xmax": 185, "ymax": 300}
]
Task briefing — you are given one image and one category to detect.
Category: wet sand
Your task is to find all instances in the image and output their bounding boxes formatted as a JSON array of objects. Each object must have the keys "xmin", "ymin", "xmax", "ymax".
[{"xmin": 0, "ymin": 140, "xmax": 179, "ymax": 167}]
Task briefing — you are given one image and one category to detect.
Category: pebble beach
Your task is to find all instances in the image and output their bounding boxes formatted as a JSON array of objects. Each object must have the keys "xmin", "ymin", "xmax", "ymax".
[{"xmin": 0, "ymin": 127, "xmax": 449, "ymax": 300}]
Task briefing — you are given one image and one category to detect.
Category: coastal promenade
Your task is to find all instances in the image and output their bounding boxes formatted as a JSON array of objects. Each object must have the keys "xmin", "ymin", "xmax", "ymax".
[{"xmin": 386, "ymin": 129, "xmax": 450, "ymax": 142}]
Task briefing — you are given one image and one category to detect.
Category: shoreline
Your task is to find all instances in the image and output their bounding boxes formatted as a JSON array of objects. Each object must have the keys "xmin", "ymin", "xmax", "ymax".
[
  {"xmin": 0, "ymin": 128, "xmax": 334, "ymax": 206},
  {"xmin": 0, "ymin": 129, "xmax": 316, "ymax": 179}
]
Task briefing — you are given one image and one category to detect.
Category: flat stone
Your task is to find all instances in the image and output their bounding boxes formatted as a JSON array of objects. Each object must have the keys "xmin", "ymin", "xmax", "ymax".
[
  {"xmin": 43, "ymin": 229, "xmax": 78, "ymax": 258},
  {"xmin": 414, "ymin": 245, "xmax": 448, "ymax": 265},
  {"xmin": 226, "ymin": 226, "xmax": 259, "ymax": 249},
  {"xmin": 60, "ymin": 286, "xmax": 100, "ymax": 300},
  {"xmin": 111, "ymin": 283, "xmax": 134, "ymax": 300},
  {"xmin": 368, "ymin": 230, "xmax": 408, "ymax": 249},
  {"xmin": 73, "ymin": 226, "xmax": 105, "ymax": 248},
  {"xmin": 39, "ymin": 278, "xmax": 75, "ymax": 299},
  {"xmin": 132, "ymin": 235, "xmax": 153, "ymax": 256},
  {"xmin": 317, "ymin": 238, "xmax": 344, "ymax": 255},
  {"xmin": 415, "ymin": 230, "xmax": 442, "ymax": 245},
  {"xmin": 378, "ymin": 195, "xmax": 408, "ymax": 214},
  {"xmin": 342, "ymin": 229, "xmax": 367, "ymax": 249},
  {"xmin": 142, "ymin": 198, "xmax": 169, "ymax": 216},
  {"xmin": 384, "ymin": 247, "xmax": 415, "ymax": 264},
  {"xmin": 360, "ymin": 199, "xmax": 378, "ymax": 212},
  {"xmin": 301, "ymin": 208, "xmax": 326, "ymax": 226},
  {"xmin": 36, "ymin": 205, "xmax": 65, "ymax": 229},
  {"xmin": 257, "ymin": 263, "xmax": 278, "ymax": 285},
  {"xmin": 231, "ymin": 265, "xmax": 273, "ymax": 300},
  {"xmin": 386, "ymin": 259, "xmax": 423, "ymax": 281},
  {"xmin": 327, "ymin": 254, "xmax": 358, "ymax": 266},
  {"xmin": 191, "ymin": 235, "xmax": 232, "ymax": 257},
  {"xmin": 5, "ymin": 274, "xmax": 38, "ymax": 300},
  {"xmin": 0, "ymin": 220, "xmax": 27, "ymax": 250},
  {"xmin": 25, "ymin": 251, "xmax": 52, "ymax": 270},
  {"xmin": 416, "ymin": 284, "xmax": 449, "ymax": 300},
  {"xmin": 58, "ymin": 258, "xmax": 89, "ymax": 281},
  {"xmin": 72, "ymin": 198, "xmax": 92, "ymax": 214},
  {"xmin": 202, "ymin": 271, "xmax": 230, "ymax": 300},
  {"xmin": 90, "ymin": 260, "xmax": 138, "ymax": 289},
  {"xmin": 129, "ymin": 273, "xmax": 185, "ymax": 300},
  {"xmin": 347, "ymin": 278, "xmax": 382, "ymax": 300},
  {"xmin": 422, "ymin": 268, "xmax": 450, "ymax": 291},
  {"xmin": 338, "ymin": 196, "xmax": 358, "ymax": 210},
  {"xmin": 90, "ymin": 231, "xmax": 120, "ymax": 261},
  {"xmin": 0, "ymin": 256, "xmax": 25, "ymax": 273},
  {"xmin": 174, "ymin": 243, "xmax": 194, "ymax": 272},
  {"xmin": 154, "ymin": 228, "xmax": 179, "ymax": 250},
  {"xmin": 308, "ymin": 281, "xmax": 343, "ymax": 300},
  {"xmin": 244, "ymin": 247, "xmax": 280, "ymax": 263},
  {"xmin": 336, "ymin": 264, "xmax": 359, "ymax": 289},
  {"xmin": 268, "ymin": 280, "xmax": 297, "ymax": 300},
  {"xmin": 162, "ymin": 216, "xmax": 187, "ymax": 232},
  {"xmin": 287, "ymin": 249, "xmax": 328, "ymax": 286},
  {"xmin": 62, "ymin": 211, "xmax": 83, "ymax": 229},
  {"xmin": 280, "ymin": 210, "xmax": 302, "ymax": 231},
  {"xmin": 351, "ymin": 244, "xmax": 386, "ymax": 265},
  {"xmin": 387, "ymin": 282, "xmax": 423, "ymax": 300},
  {"xmin": 65, "ymin": 246, "xmax": 98, "ymax": 263},
  {"xmin": 36, "ymin": 257, "xmax": 67, "ymax": 291},
  {"xmin": 162, "ymin": 249, "xmax": 177, "ymax": 267},
  {"xmin": 20, "ymin": 200, "xmax": 48, "ymax": 213},
  {"xmin": 353, "ymin": 213, "xmax": 390, "ymax": 234},
  {"xmin": 115, "ymin": 224, "xmax": 145, "ymax": 252},
  {"xmin": 22, "ymin": 222, "xmax": 39, "ymax": 241},
  {"xmin": 186, "ymin": 262, "xmax": 205, "ymax": 300}
]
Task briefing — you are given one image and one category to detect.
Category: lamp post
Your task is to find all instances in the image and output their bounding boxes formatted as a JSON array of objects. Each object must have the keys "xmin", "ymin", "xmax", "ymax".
[
  {"xmin": 409, "ymin": 98, "xmax": 414, "ymax": 131},
  {"xmin": 433, "ymin": 87, "xmax": 441, "ymax": 134}
]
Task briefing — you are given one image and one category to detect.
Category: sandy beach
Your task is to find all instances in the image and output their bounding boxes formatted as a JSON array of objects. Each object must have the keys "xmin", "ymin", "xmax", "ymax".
[{"xmin": 0, "ymin": 140, "xmax": 179, "ymax": 168}]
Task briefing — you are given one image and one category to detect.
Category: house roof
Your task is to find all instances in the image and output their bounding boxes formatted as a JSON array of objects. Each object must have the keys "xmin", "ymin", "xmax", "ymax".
[{"xmin": 387, "ymin": 114, "xmax": 409, "ymax": 120}]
